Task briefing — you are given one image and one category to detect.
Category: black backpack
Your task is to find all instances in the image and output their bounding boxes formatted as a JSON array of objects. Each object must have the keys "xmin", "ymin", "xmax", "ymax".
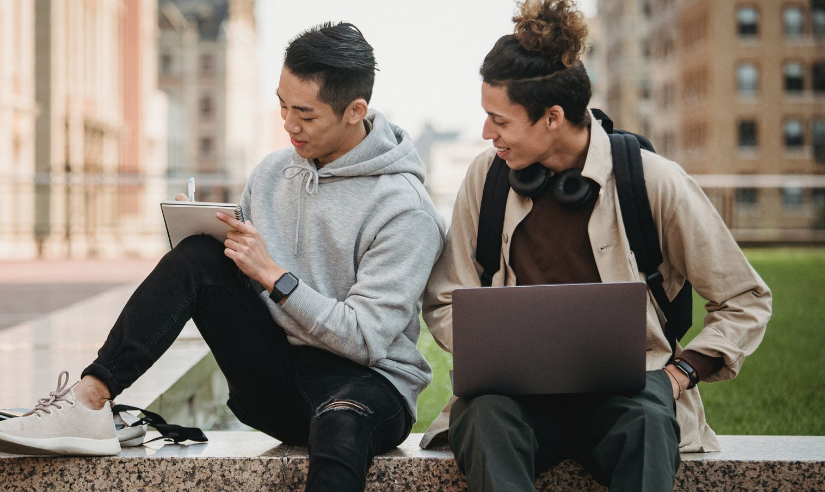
[{"xmin": 475, "ymin": 108, "xmax": 693, "ymax": 358}]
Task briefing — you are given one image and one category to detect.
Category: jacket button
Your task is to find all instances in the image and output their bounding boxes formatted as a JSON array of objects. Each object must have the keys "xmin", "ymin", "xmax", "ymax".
[{"xmin": 502, "ymin": 233, "xmax": 509, "ymax": 243}]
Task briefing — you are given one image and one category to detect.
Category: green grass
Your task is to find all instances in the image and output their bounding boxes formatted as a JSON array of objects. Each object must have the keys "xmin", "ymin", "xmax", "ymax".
[
  {"xmin": 413, "ymin": 326, "xmax": 454, "ymax": 433},
  {"xmin": 414, "ymin": 248, "xmax": 825, "ymax": 435}
]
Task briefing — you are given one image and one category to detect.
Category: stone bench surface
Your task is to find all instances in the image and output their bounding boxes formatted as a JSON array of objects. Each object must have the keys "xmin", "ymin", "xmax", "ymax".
[{"xmin": 2, "ymin": 433, "xmax": 824, "ymax": 491}]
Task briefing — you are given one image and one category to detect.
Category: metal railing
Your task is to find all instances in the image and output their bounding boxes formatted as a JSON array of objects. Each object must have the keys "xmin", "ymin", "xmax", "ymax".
[
  {"xmin": 1, "ymin": 172, "xmax": 823, "ymax": 259},
  {"xmin": 0, "ymin": 173, "xmax": 247, "ymax": 259}
]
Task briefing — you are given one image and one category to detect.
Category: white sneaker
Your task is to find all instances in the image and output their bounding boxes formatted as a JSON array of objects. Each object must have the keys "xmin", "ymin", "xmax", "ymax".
[{"xmin": 0, "ymin": 371, "xmax": 121, "ymax": 456}]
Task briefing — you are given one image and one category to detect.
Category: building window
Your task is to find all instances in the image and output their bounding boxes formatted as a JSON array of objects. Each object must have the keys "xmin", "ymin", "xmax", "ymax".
[
  {"xmin": 784, "ymin": 62, "xmax": 805, "ymax": 93},
  {"xmin": 737, "ymin": 63, "xmax": 759, "ymax": 95},
  {"xmin": 737, "ymin": 6, "xmax": 759, "ymax": 36},
  {"xmin": 784, "ymin": 6, "xmax": 805, "ymax": 37},
  {"xmin": 200, "ymin": 137, "xmax": 213, "ymax": 156},
  {"xmin": 639, "ymin": 78, "xmax": 651, "ymax": 100},
  {"xmin": 814, "ymin": 62, "xmax": 825, "ymax": 92},
  {"xmin": 782, "ymin": 187, "xmax": 804, "ymax": 209},
  {"xmin": 814, "ymin": 119, "xmax": 825, "ymax": 163},
  {"xmin": 199, "ymin": 96, "xmax": 213, "ymax": 119},
  {"xmin": 739, "ymin": 120, "xmax": 758, "ymax": 149},
  {"xmin": 814, "ymin": 0, "xmax": 825, "ymax": 36},
  {"xmin": 784, "ymin": 119, "xmax": 804, "ymax": 149},
  {"xmin": 736, "ymin": 188, "xmax": 758, "ymax": 207},
  {"xmin": 200, "ymin": 54, "xmax": 214, "ymax": 75},
  {"xmin": 813, "ymin": 188, "xmax": 825, "ymax": 206},
  {"xmin": 161, "ymin": 54, "xmax": 172, "ymax": 75}
]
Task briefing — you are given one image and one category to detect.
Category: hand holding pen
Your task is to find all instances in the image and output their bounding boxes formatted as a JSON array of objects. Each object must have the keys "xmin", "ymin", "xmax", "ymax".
[{"xmin": 175, "ymin": 177, "xmax": 195, "ymax": 202}]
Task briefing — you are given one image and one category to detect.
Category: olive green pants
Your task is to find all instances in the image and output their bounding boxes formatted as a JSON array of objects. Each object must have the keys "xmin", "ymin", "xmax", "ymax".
[{"xmin": 449, "ymin": 370, "xmax": 680, "ymax": 492}]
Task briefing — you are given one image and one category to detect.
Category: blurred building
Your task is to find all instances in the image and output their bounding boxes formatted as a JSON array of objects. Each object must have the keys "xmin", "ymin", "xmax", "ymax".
[
  {"xmin": 596, "ymin": 0, "xmax": 652, "ymax": 136},
  {"xmin": 0, "ymin": 0, "xmax": 38, "ymax": 259},
  {"xmin": 33, "ymin": 0, "xmax": 125, "ymax": 258},
  {"xmin": 597, "ymin": 0, "xmax": 825, "ymax": 243},
  {"xmin": 583, "ymin": 14, "xmax": 607, "ymax": 112},
  {"xmin": 0, "ymin": 0, "xmax": 174, "ymax": 260},
  {"xmin": 119, "ymin": 0, "xmax": 170, "ymax": 258},
  {"xmin": 158, "ymin": 0, "xmax": 260, "ymax": 203},
  {"xmin": 426, "ymin": 139, "xmax": 490, "ymax": 225}
]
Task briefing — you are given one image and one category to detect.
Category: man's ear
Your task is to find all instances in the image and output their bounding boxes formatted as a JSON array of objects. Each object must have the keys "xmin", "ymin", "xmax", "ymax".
[
  {"xmin": 544, "ymin": 105, "xmax": 565, "ymax": 132},
  {"xmin": 345, "ymin": 98, "xmax": 369, "ymax": 125}
]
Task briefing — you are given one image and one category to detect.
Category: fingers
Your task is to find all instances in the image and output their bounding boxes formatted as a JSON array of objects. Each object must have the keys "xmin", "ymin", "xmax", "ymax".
[
  {"xmin": 174, "ymin": 193, "xmax": 189, "ymax": 202},
  {"xmin": 216, "ymin": 212, "xmax": 252, "ymax": 233}
]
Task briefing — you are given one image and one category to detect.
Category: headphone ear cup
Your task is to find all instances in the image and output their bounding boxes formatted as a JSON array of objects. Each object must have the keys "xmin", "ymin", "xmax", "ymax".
[
  {"xmin": 509, "ymin": 163, "xmax": 550, "ymax": 198},
  {"xmin": 551, "ymin": 168, "xmax": 595, "ymax": 208}
]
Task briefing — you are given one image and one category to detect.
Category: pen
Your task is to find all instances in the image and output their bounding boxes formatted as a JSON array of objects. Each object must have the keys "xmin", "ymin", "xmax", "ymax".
[{"xmin": 188, "ymin": 177, "xmax": 195, "ymax": 202}]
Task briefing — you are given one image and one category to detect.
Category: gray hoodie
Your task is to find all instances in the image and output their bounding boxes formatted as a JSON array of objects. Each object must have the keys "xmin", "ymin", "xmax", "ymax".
[{"xmin": 240, "ymin": 109, "xmax": 446, "ymax": 420}]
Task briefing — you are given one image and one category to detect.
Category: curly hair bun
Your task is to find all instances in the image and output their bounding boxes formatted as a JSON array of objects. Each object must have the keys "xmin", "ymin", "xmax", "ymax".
[{"xmin": 513, "ymin": 0, "xmax": 588, "ymax": 67}]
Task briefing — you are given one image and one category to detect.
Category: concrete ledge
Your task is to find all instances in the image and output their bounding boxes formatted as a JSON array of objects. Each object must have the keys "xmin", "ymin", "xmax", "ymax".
[{"xmin": 2, "ymin": 433, "xmax": 824, "ymax": 491}]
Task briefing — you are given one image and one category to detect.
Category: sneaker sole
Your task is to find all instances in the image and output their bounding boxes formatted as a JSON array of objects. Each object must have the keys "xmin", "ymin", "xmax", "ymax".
[{"xmin": 0, "ymin": 432, "xmax": 121, "ymax": 456}]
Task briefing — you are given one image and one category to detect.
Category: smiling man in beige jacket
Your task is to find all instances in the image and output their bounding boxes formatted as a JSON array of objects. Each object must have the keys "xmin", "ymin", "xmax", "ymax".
[{"xmin": 419, "ymin": 1, "xmax": 771, "ymax": 491}]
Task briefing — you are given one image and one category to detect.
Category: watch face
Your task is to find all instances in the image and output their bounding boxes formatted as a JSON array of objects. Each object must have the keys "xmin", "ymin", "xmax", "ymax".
[
  {"xmin": 676, "ymin": 359, "xmax": 694, "ymax": 374},
  {"xmin": 276, "ymin": 273, "xmax": 299, "ymax": 295}
]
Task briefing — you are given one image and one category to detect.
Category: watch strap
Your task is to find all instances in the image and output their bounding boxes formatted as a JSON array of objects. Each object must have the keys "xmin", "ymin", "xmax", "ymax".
[{"xmin": 673, "ymin": 358, "xmax": 698, "ymax": 389}]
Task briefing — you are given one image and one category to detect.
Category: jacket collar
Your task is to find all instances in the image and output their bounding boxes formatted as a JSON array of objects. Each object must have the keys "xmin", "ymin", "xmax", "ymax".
[{"xmin": 580, "ymin": 110, "xmax": 613, "ymax": 189}]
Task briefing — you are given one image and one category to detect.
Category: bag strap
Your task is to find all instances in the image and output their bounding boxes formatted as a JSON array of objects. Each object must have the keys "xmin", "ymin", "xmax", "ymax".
[
  {"xmin": 476, "ymin": 156, "xmax": 511, "ymax": 286},
  {"xmin": 112, "ymin": 404, "xmax": 208, "ymax": 444},
  {"xmin": 610, "ymin": 133, "xmax": 692, "ymax": 354},
  {"xmin": 610, "ymin": 134, "xmax": 663, "ymax": 275},
  {"xmin": 592, "ymin": 108, "xmax": 656, "ymax": 153}
]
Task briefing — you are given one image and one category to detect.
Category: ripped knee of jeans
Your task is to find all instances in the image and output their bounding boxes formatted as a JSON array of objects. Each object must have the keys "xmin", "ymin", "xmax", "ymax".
[{"xmin": 315, "ymin": 397, "xmax": 374, "ymax": 419}]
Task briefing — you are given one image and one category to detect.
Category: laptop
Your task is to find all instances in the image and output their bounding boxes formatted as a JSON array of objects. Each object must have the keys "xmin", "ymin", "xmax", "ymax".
[{"xmin": 451, "ymin": 282, "xmax": 647, "ymax": 397}]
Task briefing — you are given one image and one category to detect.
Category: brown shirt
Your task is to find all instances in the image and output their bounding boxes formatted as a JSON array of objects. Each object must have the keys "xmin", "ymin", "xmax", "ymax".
[{"xmin": 510, "ymin": 178, "xmax": 601, "ymax": 286}]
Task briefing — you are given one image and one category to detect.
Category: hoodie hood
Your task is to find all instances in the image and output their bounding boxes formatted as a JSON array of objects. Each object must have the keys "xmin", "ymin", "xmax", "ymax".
[{"xmin": 289, "ymin": 109, "xmax": 426, "ymax": 183}]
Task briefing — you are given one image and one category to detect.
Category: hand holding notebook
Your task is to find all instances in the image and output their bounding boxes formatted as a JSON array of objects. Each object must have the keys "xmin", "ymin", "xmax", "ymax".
[{"xmin": 160, "ymin": 200, "xmax": 245, "ymax": 248}]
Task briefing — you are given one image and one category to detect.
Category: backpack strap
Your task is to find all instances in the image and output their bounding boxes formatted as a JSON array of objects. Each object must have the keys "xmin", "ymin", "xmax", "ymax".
[
  {"xmin": 592, "ymin": 108, "xmax": 656, "ymax": 153},
  {"xmin": 610, "ymin": 133, "xmax": 692, "ymax": 357},
  {"xmin": 476, "ymin": 156, "xmax": 511, "ymax": 286}
]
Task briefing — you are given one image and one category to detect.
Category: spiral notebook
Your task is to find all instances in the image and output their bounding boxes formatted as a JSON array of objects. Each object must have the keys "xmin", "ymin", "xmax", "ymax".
[{"xmin": 160, "ymin": 201, "xmax": 245, "ymax": 248}]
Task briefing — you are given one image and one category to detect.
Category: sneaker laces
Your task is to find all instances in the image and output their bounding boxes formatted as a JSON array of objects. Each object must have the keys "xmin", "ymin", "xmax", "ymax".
[{"xmin": 24, "ymin": 370, "xmax": 75, "ymax": 417}]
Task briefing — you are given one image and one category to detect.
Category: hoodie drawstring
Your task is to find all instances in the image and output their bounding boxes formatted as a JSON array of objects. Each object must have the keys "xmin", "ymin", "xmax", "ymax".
[{"xmin": 282, "ymin": 164, "xmax": 333, "ymax": 255}]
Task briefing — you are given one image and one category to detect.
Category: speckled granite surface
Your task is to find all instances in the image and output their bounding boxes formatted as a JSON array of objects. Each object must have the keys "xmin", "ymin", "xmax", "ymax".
[{"xmin": 2, "ymin": 433, "xmax": 824, "ymax": 491}]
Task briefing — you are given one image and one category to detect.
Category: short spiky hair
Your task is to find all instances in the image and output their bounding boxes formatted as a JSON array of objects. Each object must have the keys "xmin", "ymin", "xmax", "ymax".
[{"xmin": 284, "ymin": 22, "xmax": 377, "ymax": 116}]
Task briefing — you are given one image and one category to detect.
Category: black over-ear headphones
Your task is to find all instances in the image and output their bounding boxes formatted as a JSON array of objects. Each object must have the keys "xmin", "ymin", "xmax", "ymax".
[{"xmin": 509, "ymin": 163, "xmax": 596, "ymax": 208}]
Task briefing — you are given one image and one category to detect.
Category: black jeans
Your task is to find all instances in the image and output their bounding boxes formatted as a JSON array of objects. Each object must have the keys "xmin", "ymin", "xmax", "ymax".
[{"xmin": 82, "ymin": 235, "xmax": 412, "ymax": 492}]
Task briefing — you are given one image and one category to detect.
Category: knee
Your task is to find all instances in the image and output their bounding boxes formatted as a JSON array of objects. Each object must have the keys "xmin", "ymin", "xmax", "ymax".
[
  {"xmin": 618, "ymin": 400, "xmax": 680, "ymax": 452},
  {"xmin": 451, "ymin": 394, "xmax": 521, "ymax": 428},
  {"xmin": 310, "ymin": 398, "xmax": 375, "ymax": 448},
  {"xmin": 173, "ymin": 234, "xmax": 225, "ymax": 260},
  {"xmin": 449, "ymin": 395, "xmax": 532, "ymax": 449},
  {"xmin": 164, "ymin": 235, "xmax": 228, "ymax": 273}
]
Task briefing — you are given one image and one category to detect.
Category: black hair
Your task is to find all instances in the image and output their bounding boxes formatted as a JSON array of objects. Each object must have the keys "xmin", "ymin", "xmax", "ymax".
[
  {"xmin": 284, "ymin": 22, "xmax": 377, "ymax": 116},
  {"xmin": 481, "ymin": 0, "xmax": 591, "ymax": 127}
]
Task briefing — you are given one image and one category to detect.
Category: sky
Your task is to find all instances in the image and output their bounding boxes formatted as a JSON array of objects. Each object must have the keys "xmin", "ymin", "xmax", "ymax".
[{"xmin": 255, "ymin": 0, "xmax": 596, "ymax": 140}]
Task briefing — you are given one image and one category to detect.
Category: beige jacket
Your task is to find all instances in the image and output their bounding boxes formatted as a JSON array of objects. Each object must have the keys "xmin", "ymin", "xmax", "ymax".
[{"xmin": 420, "ymin": 118, "xmax": 772, "ymax": 452}]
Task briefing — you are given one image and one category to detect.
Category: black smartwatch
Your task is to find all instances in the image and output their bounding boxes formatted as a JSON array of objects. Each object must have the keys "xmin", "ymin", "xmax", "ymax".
[
  {"xmin": 270, "ymin": 272, "xmax": 299, "ymax": 303},
  {"xmin": 673, "ymin": 358, "xmax": 698, "ymax": 389}
]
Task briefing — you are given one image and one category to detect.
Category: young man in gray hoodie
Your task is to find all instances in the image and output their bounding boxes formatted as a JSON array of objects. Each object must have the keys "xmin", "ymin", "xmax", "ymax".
[{"xmin": 0, "ymin": 23, "xmax": 446, "ymax": 492}]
